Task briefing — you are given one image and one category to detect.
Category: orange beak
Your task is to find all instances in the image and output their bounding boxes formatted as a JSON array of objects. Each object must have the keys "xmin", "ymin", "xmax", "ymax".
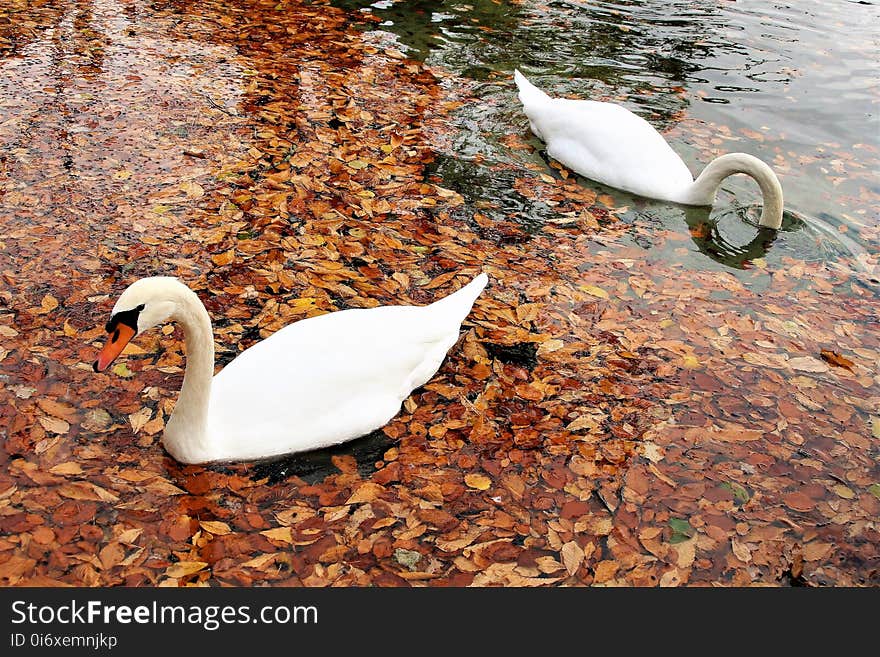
[{"xmin": 93, "ymin": 324, "xmax": 136, "ymax": 372}]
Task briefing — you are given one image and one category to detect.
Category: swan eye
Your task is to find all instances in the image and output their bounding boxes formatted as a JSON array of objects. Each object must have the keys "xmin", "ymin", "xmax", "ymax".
[{"xmin": 106, "ymin": 303, "xmax": 146, "ymax": 334}]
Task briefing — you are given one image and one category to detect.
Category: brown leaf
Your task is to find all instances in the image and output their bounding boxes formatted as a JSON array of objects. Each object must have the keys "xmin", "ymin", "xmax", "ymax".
[{"xmin": 819, "ymin": 349, "xmax": 854, "ymax": 371}]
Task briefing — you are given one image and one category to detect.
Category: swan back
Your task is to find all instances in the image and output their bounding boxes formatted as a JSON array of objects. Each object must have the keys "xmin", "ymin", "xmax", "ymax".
[
  {"xmin": 513, "ymin": 70, "xmax": 694, "ymax": 201},
  {"xmin": 203, "ymin": 273, "xmax": 488, "ymax": 462}
]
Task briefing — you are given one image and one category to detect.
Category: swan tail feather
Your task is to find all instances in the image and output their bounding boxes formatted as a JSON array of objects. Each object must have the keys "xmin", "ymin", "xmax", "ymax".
[
  {"xmin": 427, "ymin": 272, "xmax": 488, "ymax": 328},
  {"xmin": 513, "ymin": 69, "xmax": 551, "ymax": 106}
]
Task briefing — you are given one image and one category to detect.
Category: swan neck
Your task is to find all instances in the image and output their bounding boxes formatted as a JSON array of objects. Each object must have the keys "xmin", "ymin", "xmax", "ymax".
[
  {"xmin": 163, "ymin": 287, "xmax": 214, "ymax": 461},
  {"xmin": 687, "ymin": 153, "xmax": 784, "ymax": 229}
]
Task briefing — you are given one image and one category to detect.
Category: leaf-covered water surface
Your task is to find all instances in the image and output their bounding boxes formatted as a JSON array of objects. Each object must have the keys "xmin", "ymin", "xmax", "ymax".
[{"xmin": 0, "ymin": 0, "xmax": 877, "ymax": 588}]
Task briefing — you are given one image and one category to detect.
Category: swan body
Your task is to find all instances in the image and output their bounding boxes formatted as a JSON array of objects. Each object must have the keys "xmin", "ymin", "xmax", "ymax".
[
  {"xmin": 94, "ymin": 273, "xmax": 488, "ymax": 464},
  {"xmin": 513, "ymin": 70, "xmax": 784, "ymax": 229}
]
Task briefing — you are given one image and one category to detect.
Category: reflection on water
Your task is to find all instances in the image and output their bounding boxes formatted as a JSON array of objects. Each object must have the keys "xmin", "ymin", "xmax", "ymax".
[
  {"xmin": 683, "ymin": 206, "xmax": 780, "ymax": 271},
  {"xmin": 334, "ymin": 0, "xmax": 879, "ymax": 285}
]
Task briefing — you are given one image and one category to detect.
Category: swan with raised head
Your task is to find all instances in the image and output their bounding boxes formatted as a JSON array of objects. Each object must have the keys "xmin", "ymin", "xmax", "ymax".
[
  {"xmin": 513, "ymin": 70, "xmax": 784, "ymax": 229},
  {"xmin": 93, "ymin": 273, "xmax": 488, "ymax": 464}
]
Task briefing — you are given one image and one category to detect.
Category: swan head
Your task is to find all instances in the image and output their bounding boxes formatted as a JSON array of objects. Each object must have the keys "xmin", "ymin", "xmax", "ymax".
[{"xmin": 93, "ymin": 277, "xmax": 184, "ymax": 372}]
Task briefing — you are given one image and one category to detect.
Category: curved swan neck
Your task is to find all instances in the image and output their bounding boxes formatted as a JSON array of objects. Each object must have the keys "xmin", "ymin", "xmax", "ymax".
[
  {"xmin": 685, "ymin": 153, "xmax": 784, "ymax": 229},
  {"xmin": 162, "ymin": 284, "xmax": 215, "ymax": 463}
]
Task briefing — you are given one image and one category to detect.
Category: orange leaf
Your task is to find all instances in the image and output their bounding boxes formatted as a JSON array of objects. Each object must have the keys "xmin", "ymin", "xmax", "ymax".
[{"xmin": 464, "ymin": 473, "xmax": 491, "ymax": 490}]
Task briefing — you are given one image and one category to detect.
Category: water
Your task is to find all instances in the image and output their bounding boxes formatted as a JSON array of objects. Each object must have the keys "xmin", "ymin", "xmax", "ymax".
[{"xmin": 333, "ymin": 0, "xmax": 880, "ymax": 281}]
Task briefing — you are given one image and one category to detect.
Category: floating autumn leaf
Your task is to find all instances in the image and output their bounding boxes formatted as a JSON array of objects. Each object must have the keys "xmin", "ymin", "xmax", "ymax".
[
  {"xmin": 27, "ymin": 293, "xmax": 58, "ymax": 315},
  {"xmin": 579, "ymin": 284, "xmax": 609, "ymax": 299},
  {"xmin": 38, "ymin": 416, "xmax": 69, "ymax": 435},
  {"xmin": 783, "ymin": 491, "xmax": 815, "ymax": 512},
  {"xmin": 788, "ymin": 356, "xmax": 829, "ymax": 373},
  {"xmin": 241, "ymin": 554, "xmax": 276, "ymax": 570},
  {"xmin": 199, "ymin": 520, "xmax": 232, "ymax": 536},
  {"xmin": 165, "ymin": 561, "xmax": 208, "ymax": 578},
  {"xmin": 111, "ymin": 362, "xmax": 134, "ymax": 378},
  {"xmin": 117, "ymin": 528, "xmax": 143, "ymax": 544},
  {"xmin": 211, "ymin": 249, "xmax": 236, "ymax": 266},
  {"xmin": 59, "ymin": 482, "xmax": 119, "ymax": 503},
  {"xmin": 464, "ymin": 473, "xmax": 492, "ymax": 490},
  {"xmin": 592, "ymin": 560, "xmax": 619, "ymax": 584},
  {"xmin": 560, "ymin": 541, "xmax": 584, "ymax": 576},
  {"xmin": 819, "ymin": 349, "xmax": 854, "ymax": 370},
  {"xmin": 49, "ymin": 462, "xmax": 83, "ymax": 476},
  {"xmin": 831, "ymin": 484, "xmax": 855, "ymax": 499},
  {"xmin": 668, "ymin": 518, "xmax": 694, "ymax": 544},
  {"xmin": 346, "ymin": 482, "xmax": 385, "ymax": 504},
  {"xmin": 720, "ymin": 481, "xmax": 750, "ymax": 505},
  {"xmin": 128, "ymin": 407, "xmax": 152, "ymax": 434},
  {"xmin": 803, "ymin": 542, "xmax": 833, "ymax": 562},
  {"xmin": 731, "ymin": 538, "xmax": 752, "ymax": 563},
  {"xmin": 37, "ymin": 398, "xmax": 78, "ymax": 422},
  {"xmin": 260, "ymin": 527, "xmax": 293, "ymax": 544}
]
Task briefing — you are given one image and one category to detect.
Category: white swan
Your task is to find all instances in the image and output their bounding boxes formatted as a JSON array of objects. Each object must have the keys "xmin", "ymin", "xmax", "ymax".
[
  {"xmin": 513, "ymin": 70, "xmax": 784, "ymax": 229},
  {"xmin": 93, "ymin": 273, "xmax": 488, "ymax": 464}
]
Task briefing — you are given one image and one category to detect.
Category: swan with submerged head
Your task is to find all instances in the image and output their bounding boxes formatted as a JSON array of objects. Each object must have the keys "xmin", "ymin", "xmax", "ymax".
[
  {"xmin": 93, "ymin": 273, "xmax": 488, "ymax": 464},
  {"xmin": 513, "ymin": 70, "xmax": 784, "ymax": 229}
]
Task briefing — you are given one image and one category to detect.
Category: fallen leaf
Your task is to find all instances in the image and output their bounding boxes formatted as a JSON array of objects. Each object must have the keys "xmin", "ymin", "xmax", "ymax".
[
  {"xmin": 464, "ymin": 473, "xmax": 492, "ymax": 490},
  {"xmin": 819, "ymin": 349, "xmax": 854, "ymax": 370},
  {"xmin": 199, "ymin": 520, "xmax": 232, "ymax": 535},
  {"xmin": 560, "ymin": 541, "xmax": 584, "ymax": 575},
  {"xmin": 165, "ymin": 561, "xmax": 208, "ymax": 578},
  {"xmin": 260, "ymin": 527, "xmax": 293, "ymax": 543}
]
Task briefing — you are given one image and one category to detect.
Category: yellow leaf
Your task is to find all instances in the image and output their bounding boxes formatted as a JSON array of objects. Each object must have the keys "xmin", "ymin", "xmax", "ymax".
[
  {"xmin": 142, "ymin": 478, "xmax": 187, "ymax": 496},
  {"xmin": 41, "ymin": 294, "xmax": 59, "ymax": 313},
  {"xmin": 111, "ymin": 362, "xmax": 134, "ymax": 378},
  {"xmin": 164, "ymin": 561, "xmax": 208, "ymax": 578},
  {"xmin": 180, "ymin": 181, "xmax": 205, "ymax": 198},
  {"xmin": 681, "ymin": 355, "xmax": 701, "ymax": 369},
  {"xmin": 117, "ymin": 528, "xmax": 143, "ymax": 544},
  {"xmin": 199, "ymin": 520, "xmax": 232, "ymax": 536},
  {"xmin": 241, "ymin": 553, "xmax": 275, "ymax": 569},
  {"xmin": 464, "ymin": 473, "xmax": 492, "ymax": 490},
  {"xmin": 579, "ymin": 284, "xmax": 609, "ymax": 299},
  {"xmin": 211, "ymin": 249, "xmax": 235, "ymax": 267},
  {"xmin": 832, "ymin": 484, "xmax": 855, "ymax": 499},
  {"xmin": 49, "ymin": 462, "xmax": 83, "ymax": 476},
  {"xmin": 346, "ymin": 482, "xmax": 385, "ymax": 504},
  {"xmin": 260, "ymin": 527, "xmax": 293, "ymax": 543}
]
